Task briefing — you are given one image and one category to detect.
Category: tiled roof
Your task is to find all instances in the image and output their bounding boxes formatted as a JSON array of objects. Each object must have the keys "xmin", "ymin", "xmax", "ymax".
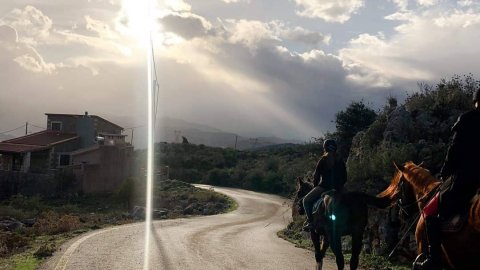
[{"xmin": 0, "ymin": 130, "xmax": 78, "ymax": 153}]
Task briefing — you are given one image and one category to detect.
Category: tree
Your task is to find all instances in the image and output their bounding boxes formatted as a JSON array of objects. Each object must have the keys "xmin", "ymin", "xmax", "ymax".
[{"xmin": 334, "ymin": 101, "xmax": 377, "ymax": 158}]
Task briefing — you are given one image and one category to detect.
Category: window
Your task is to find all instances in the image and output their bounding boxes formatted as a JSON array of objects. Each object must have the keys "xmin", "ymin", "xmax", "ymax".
[
  {"xmin": 58, "ymin": 154, "xmax": 70, "ymax": 167},
  {"xmin": 51, "ymin": 121, "xmax": 62, "ymax": 131}
]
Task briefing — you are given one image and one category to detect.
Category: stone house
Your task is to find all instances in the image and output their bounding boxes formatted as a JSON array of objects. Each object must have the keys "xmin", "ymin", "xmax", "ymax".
[{"xmin": 0, "ymin": 112, "xmax": 133, "ymax": 194}]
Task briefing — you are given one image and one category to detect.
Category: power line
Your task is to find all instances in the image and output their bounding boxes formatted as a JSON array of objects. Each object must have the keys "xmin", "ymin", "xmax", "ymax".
[
  {"xmin": 0, "ymin": 125, "xmax": 26, "ymax": 135},
  {"xmin": 29, "ymin": 123, "xmax": 46, "ymax": 129}
]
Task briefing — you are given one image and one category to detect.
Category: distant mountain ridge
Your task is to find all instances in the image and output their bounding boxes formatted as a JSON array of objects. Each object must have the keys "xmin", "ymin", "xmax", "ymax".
[{"xmin": 157, "ymin": 117, "xmax": 302, "ymax": 150}]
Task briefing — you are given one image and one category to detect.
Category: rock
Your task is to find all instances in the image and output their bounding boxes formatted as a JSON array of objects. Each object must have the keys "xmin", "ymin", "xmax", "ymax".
[
  {"xmin": 21, "ymin": 218, "xmax": 36, "ymax": 227},
  {"xmin": 0, "ymin": 217, "xmax": 24, "ymax": 232},
  {"xmin": 130, "ymin": 206, "xmax": 168, "ymax": 219},
  {"xmin": 183, "ymin": 203, "xmax": 198, "ymax": 215},
  {"xmin": 384, "ymin": 106, "xmax": 412, "ymax": 142},
  {"xmin": 153, "ymin": 208, "xmax": 168, "ymax": 219}
]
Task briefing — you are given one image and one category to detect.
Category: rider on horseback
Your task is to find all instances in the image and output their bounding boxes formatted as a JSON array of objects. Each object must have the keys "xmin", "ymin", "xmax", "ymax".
[
  {"xmin": 417, "ymin": 89, "xmax": 480, "ymax": 269},
  {"xmin": 302, "ymin": 139, "xmax": 347, "ymax": 232}
]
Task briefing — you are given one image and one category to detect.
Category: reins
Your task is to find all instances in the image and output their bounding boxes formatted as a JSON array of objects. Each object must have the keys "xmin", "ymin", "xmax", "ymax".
[{"xmin": 388, "ymin": 174, "xmax": 445, "ymax": 258}]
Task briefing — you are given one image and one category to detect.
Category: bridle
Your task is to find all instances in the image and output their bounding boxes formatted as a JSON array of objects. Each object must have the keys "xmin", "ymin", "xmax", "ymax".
[{"xmin": 394, "ymin": 175, "xmax": 442, "ymax": 217}]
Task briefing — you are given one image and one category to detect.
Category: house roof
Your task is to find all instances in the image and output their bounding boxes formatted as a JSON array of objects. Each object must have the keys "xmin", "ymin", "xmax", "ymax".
[
  {"xmin": 0, "ymin": 143, "xmax": 48, "ymax": 154},
  {"xmin": 0, "ymin": 130, "xmax": 78, "ymax": 154},
  {"xmin": 45, "ymin": 113, "xmax": 124, "ymax": 130}
]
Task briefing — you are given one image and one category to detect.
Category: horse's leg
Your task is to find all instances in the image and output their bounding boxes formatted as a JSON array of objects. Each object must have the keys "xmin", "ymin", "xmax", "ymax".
[
  {"xmin": 311, "ymin": 231, "xmax": 323, "ymax": 270},
  {"xmin": 349, "ymin": 232, "xmax": 363, "ymax": 270},
  {"xmin": 329, "ymin": 234, "xmax": 344, "ymax": 270},
  {"xmin": 316, "ymin": 235, "xmax": 329, "ymax": 270}
]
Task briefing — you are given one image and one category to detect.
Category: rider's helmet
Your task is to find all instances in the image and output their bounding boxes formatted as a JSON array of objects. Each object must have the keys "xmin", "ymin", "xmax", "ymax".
[{"xmin": 323, "ymin": 139, "xmax": 337, "ymax": 153}]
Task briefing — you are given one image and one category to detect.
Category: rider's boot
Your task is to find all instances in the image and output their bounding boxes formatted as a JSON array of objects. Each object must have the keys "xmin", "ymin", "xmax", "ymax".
[
  {"xmin": 413, "ymin": 215, "xmax": 442, "ymax": 270},
  {"xmin": 302, "ymin": 219, "xmax": 314, "ymax": 232}
]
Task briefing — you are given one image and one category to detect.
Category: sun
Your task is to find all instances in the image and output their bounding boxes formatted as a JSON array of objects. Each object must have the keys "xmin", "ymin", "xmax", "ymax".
[{"xmin": 116, "ymin": 0, "xmax": 163, "ymax": 47}]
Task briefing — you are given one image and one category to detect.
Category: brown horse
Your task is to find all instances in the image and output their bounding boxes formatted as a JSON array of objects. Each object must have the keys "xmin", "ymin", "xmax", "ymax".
[
  {"xmin": 379, "ymin": 161, "xmax": 480, "ymax": 269},
  {"xmin": 295, "ymin": 177, "xmax": 389, "ymax": 270}
]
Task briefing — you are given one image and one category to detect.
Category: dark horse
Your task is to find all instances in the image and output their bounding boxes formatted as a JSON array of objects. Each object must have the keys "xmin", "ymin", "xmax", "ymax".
[
  {"xmin": 379, "ymin": 162, "xmax": 480, "ymax": 269},
  {"xmin": 294, "ymin": 177, "xmax": 389, "ymax": 270}
]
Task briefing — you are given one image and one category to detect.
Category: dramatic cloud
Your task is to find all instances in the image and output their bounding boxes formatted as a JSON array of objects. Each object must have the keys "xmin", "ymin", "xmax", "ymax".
[
  {"xmin": 160, "ymin": 13, "xmax": 212, "ymax": 39},
  {"xmin": 294, "ymin": 0, "xmax": 364, "ymax": 23},
  {"xmin": 1, "ymin": 0, "xmax": 479, "ymax": 145}
]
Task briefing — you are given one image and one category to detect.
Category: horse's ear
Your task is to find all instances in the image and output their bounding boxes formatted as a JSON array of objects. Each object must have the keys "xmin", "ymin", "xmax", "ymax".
[{"xmin": 393, "ymin": 162, "xmax": 404, "ymax": 172}]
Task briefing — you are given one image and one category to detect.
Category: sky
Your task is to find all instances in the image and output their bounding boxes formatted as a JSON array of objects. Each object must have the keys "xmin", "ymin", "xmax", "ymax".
[{"xmin": 1, "ymin": 0, "xmax": 480, "ymax": 146}]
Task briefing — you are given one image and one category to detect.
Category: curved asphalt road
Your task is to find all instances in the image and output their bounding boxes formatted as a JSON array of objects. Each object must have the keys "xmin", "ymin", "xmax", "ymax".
[{"xmin": 39, "ymin": 186, "xmax": 336, "ymax": 270}]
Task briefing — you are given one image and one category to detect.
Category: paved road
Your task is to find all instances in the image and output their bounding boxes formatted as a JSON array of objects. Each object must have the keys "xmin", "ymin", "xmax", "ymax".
[{"xmin": 40, "ymin": 186, "xmax": 336, "ymax": 270}]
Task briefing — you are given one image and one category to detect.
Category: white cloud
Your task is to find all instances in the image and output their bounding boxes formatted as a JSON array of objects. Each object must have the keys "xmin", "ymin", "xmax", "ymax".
[
  {"xmin": 385, "ymin": 11, "xmax": 415, "ymax": 21},
  {"xmin": 164, "ymin": 0, "xmax": 191, "ymax": 12},
  {"xmin": 390, "ymin": 0, "xmax": 409, "ymax": 11},
  {"xmin": 221, "ymin": 0, "xmax": 251, "ymax": 3},
  {"xmin": 417, "ymin": 0, "xmax": 438, "ymax": 6},
  {"xmin": 294, "ymin": 0, "xmax": 364, "ymax": 23},
  {"xmin": 458, "ymin": 0, "xmax": 473, "ymax": 7},
  {"xmin": 282, "ymin": 26, "xmax": 331, "ymax": 45},
  {"xmin": 340, "ymin": 8, "xmax": 480, "ymax": 87},
  {"xmin": 85, "ymin": 15, "xmax": 117, "ymax": 39},
  {"xmin": 14, "ymin": 53, "xmax": 56, "ymax": 74},
  {"xmin": 0, "ymin": 5, "xmax": 52, "ymax": 45},
  {"xmin": 225, "ymin": 19, "xmax": 280, "ymax": 49}
]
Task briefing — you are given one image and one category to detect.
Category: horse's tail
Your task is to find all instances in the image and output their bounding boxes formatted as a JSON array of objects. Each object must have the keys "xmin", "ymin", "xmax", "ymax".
[{"xmin": 348, "ymin": 191, "xmax": 391, "ymax": 209}]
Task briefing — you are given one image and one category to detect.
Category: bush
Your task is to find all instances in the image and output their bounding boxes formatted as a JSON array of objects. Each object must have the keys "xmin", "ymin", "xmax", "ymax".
[
  {"xmin": 32, "ymin": 211, "xmax": 80, "ymax": 235},
  {"xmin": 0, "ymin": 232, "xmax": 29, "ymax": 257}
]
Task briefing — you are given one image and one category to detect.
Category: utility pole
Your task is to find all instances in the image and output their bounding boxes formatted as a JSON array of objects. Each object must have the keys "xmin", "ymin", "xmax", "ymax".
[
  {"xmin": 25, "ymin": 122, "xmax": 28, "ymax": 135},
  {"xmin": 131, "ymin": 128, "xmax": 134, "ymax": 145},
  {"xmin": 234, "ymin": 135, "xmax": 238, "ymax": 150}
]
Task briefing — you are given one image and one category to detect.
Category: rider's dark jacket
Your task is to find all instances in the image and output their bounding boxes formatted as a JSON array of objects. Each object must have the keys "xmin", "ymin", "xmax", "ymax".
[
  {"xmin": 439, "ymin": 108, "xmax": 480, "ymax": 213},
  {"xmin": 313, "ymin": 154, "xmax": 347, "ymax": 191}
]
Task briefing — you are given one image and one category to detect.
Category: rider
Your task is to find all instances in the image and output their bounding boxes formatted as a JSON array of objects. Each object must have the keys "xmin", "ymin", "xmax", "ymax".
[
  {"xmin": 302, "ymin": 139, "xmax": 347, "ymax": 231},
  {"xmin": 417, "ymin": 89, "xmax": 480, "ymax": 269}
]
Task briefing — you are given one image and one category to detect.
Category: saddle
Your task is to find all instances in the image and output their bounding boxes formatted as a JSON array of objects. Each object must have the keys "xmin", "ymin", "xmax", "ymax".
[
  {"xmin": 423, "ymin": 191, "xmax": 468, "ymax": 233},
  {"xmin": 312, "ymin": 189, "xmax": 338, "ymax": 221}
]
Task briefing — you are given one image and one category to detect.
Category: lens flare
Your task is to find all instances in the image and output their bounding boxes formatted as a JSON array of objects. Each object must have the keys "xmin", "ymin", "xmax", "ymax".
[{"xmin": 143, "ymin": 0, "xmax": 154, "ymax": 269}]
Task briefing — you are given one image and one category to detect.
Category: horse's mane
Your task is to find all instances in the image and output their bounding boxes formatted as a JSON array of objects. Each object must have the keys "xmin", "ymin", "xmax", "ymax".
[
  {"xmin": 402, "ymin": 162, "xmax": 440, "ymax": 193},
  {"xmin": 379, "ymin": 161, "xmax": 441, "ymax": 199}
]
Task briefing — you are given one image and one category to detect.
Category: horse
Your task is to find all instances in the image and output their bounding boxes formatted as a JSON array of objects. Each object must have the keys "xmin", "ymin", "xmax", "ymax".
[
  {"xmin": 378, "ymin": 161, "xmax": 480, "ymax": 269},
  {"xmin": 294, "ymin": 177, "xmax": 389, "ymax": 270}
]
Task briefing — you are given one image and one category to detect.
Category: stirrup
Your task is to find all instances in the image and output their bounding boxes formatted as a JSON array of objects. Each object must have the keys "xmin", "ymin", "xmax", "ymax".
[
  {"xmin": 412, "ymin": 253, "xmax": 442, "ymax": 270},
  {"xmin": 302, "ymin": 221, "xmax": 314, "ymax": 232}
]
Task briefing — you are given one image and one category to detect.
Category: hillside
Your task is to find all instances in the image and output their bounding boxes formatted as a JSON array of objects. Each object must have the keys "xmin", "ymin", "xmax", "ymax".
[
  {"xmin": 134, "ymin": 142, "xmax": 322, "ymax": 197},
  {"xmin": 346, "ymin": 75, "xmax": 478, "ymax": 193},
  {"xmin": 157, "ymin": 117, "xmax": 302, "ymax": 150}
]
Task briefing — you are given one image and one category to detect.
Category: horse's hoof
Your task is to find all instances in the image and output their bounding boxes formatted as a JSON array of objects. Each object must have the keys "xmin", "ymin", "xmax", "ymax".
[{"xmin": 316, "ymin": 261, "xmax": 323, "ymax": 270}]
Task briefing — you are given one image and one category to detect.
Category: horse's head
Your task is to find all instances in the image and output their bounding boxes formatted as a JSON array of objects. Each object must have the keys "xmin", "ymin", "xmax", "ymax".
[
  {"xmin": 294, "ymin": 177, "xmax": 313, "ymax": 215},
  {"xmin": 379, "ymin": 161, "xmax": 440, "ymax": 216}
]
